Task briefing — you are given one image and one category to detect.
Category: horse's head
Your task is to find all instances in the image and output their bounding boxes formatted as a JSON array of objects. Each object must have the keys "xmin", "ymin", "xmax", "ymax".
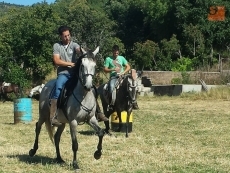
[
  {"xmin": 77, "ymin": 46, "xmax": 99, "ymax": 91},
  {"xmin": 124, "ymin": 69, "xmax": 138, "ymax": 104}
]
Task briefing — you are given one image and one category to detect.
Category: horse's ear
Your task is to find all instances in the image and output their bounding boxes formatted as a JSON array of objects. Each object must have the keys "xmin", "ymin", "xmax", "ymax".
[
  {"xmin": 93, "ymin": 46, "xmax": 100, "ymax": 57},
  {"xmin": 81, "ymin": 46, "xmax": 87, "ymax": 54},
  {"xmin": 131, "ymin": 69, "xmax": 137, "ymax": 80}
]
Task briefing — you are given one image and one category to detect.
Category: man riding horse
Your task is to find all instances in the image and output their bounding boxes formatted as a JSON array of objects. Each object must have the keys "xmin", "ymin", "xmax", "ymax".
[
  {"xmin": 103, "ymin": 45, "xmax": 139, "ymax": 110},
  {"xmin": 50, "ymin": 25, "xmax": 108, "ymax": 126}
]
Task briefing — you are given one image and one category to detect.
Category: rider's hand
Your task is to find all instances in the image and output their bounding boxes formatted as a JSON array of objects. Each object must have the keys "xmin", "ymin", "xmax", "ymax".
[
  {"xmin": 68, "ymin": 63, "xmax": 75, "ymax": 68},
  {"xmin": 119, "ymin": 72, "xmax": 124, "ymax": 77},
  {"xmin": 115, "ymin": 66, "xmax": 120, "ymax": 73}
]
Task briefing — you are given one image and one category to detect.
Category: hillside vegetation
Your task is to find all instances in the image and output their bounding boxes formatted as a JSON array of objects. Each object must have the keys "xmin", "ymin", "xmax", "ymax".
[
  {"xmin": 0, "ymin": 0, "xmax": 230, "ymax": 90},
  {"xmin": 0, "ymin": 2, "xmax": 24, "ymax": 16}
]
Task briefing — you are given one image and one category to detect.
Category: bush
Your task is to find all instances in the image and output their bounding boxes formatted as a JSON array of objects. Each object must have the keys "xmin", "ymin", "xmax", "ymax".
[{"xmin": 171, "ymin": 77, "xmax": 182, "ymax": 84}]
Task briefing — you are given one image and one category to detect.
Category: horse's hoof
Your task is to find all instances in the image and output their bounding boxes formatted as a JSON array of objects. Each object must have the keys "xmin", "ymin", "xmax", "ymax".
[
  {"xmin": 72, "ymin": 161, "xmax": 80, "ymax": 170},
  {"xmin": 107, "ymin": 132, "xmax": 113, "ymax": 136},
  {"xmin": 29, "ymin": 149, "xmax": 36, "ymax": 157},
  {"xmin": 94, "ymin": 150, "xmax": 102, "ymax": 160},
  {"xmin": 55, "ymin": 158, "xmax": 65, "ymax": 164},
  {"xmin": 104, "ymin": 129, "xmax": 117, "ymax": 137},
  {"xmin": 104, "ymin": 129, "xmax": 111, "ymax": 134},
  {"xmin": 105, "ymin": 131, "xmax": 113, "ymax": 136}
]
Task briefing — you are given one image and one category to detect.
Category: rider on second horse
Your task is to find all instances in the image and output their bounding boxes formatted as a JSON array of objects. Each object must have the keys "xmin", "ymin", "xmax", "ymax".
[
  {"xmin": 103, "ymin": 45, "xmax": 139, "ymax": 110},
  {"xmin": 50, "ymin": 25, "xmax": 108, "ymax": 126}
]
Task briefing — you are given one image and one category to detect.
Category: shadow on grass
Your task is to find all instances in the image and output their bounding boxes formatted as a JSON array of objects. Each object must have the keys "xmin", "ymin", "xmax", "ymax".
[
  {"xmin": 78, "ymin": 130, "xmax": 97, "ymax": 136},
  {"xmin": 3, "ymin": 123, "xmax": 15, "ymax": 125},
  {"xmin": 7, "ymin": 154, "xmax": 66, "ymax": 166}
]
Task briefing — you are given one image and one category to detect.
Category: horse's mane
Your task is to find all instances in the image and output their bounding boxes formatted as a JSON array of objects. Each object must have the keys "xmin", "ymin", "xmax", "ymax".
[{"xmin": 74, "ymin": 53, "xmax": 85, "ymax": 78}]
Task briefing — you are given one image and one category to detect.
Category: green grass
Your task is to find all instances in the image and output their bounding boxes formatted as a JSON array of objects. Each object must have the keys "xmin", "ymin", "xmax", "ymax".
[{"xmin": 1, "ymin": 88, "xmax": 230, "ymax": 172}]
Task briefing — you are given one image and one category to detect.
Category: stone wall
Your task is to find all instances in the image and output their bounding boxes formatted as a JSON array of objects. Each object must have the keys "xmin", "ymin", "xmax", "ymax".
[{"xmin": 142, "ymin": 71, "xmax": 225, "ymax": 85}]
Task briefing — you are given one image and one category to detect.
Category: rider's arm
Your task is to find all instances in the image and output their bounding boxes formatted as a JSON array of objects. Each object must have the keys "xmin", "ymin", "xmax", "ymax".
[
  {"xmin": 104, "ymin": 57, "xmax": 117, "ymax": 73},
  {"xmin": 121, "ymin": 63, "xmax": 131, "ymax": 75},
  {"xmin": 53, "ymin": 54, "xmax": 75, "ymax": 67},
  {"xmin": 104, "ymin": 66, "xmax": 116, "ymax": 73}
]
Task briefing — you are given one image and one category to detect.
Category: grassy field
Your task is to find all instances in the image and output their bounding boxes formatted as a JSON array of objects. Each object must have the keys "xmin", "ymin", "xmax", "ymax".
[{"xmin": 1, "ymin": 88, "xmax": 230, "ymax": 173}]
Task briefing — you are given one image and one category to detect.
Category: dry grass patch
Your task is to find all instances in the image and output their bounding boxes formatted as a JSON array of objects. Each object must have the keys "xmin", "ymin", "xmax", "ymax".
[{"xmin": 1, "ymin": 90, "xmax": 230, "ymax": 172}]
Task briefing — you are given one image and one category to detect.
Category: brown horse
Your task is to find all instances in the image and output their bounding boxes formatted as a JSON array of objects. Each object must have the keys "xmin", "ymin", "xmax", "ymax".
[{"xmin": 0, "ymin": 82, "xmax": 20, "ymax": 102}]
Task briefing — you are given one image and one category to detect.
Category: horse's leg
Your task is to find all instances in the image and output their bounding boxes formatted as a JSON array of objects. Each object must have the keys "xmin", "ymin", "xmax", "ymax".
[
  {"xmin": 88, "ymin": 116, "xmax": 105, "ymax": 160},
  {"xmin": 103, "ymin": 107, "xmax": 110, "ymax": 130},
  {"xmin": 117, "ymin": 111, "xmax": 123, "ymax": 132},
  {"xmin": 2, "ymin": 93, "xmax": 7, "ymax": 103},
  {"xmin": 104, "ymin": 120, "xmax": 111, "ymax": 134},
  {"xmin": 125, "ymin": 107, "xmax": 132, "ymax": 138},
  {"xmin": 111, "ymin": 109, "xmax": 122, "ymax": 132},
  {"xmin": 98, "ymin": 84, "xmax": 113, "ymax": 135},
  {"xmin": 103, "ymin": 109, "xmax": 114, "ymax": 136},
  {"xmin": 94, "ymin": 128, "xmax": 104, "ymax": 160},
  {"xmin": 29, "ymin": 119, "xmax": 45, "ymax": 157},
  {"xmin": 69, "ymin": 120, "xmax": 80, "ymax": 170},
  {"xmin": 101, "ymin": 98, "xmax": 112, "ymax": 135},
  {"xmin": 54, "ymin": 123, "xmax": 66, "ymax": 163}
]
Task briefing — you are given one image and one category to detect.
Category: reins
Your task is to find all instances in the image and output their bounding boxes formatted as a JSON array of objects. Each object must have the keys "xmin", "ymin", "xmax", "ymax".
[{"xmin": 72, "ymin": 91, "xmax": 96, "ymax": 124}]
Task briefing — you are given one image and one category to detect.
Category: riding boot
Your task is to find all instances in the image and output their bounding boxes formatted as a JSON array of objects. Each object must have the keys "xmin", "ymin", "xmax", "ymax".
[
  {"xmin": 50, "ymin": 99, "xmax": 62, "ymax": 126},
  {"xmin": 133, "ymin": 101, "xmax": 139, "ymax": 110},
  {"xmin": 96, "ymin": 99, "xmax": 109, "ymax": 122}
]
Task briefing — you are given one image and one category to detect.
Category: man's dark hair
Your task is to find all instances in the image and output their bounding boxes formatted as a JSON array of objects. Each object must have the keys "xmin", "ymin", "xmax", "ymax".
[
  {"xmin": 58, "ymin": 25, "xmax": 71, "ymax": 35},
  {"xmin": 112, "ymin": 45, "xmax": 119, "ymax": 51}
]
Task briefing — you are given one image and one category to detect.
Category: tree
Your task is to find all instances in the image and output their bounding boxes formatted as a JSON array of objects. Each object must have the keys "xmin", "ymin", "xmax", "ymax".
[
  {"xmin": 0, "ymin": 3, "xmax": 61, "ymax": 85},
  {"xmin": 133, "ymin": 40, "xmax": 159, "ymax": 70}
]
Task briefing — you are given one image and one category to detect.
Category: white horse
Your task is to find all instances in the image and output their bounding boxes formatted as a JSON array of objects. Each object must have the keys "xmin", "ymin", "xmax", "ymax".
[
  {"xmin": 28, "ymin": 84, "xmax": 45, "ymax": 98},
  {"xmin": 29, "ymin": 46, "xmax": 105, "ymax": 170}
]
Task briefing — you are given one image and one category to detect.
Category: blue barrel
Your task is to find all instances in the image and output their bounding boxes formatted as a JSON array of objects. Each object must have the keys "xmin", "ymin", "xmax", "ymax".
[{"xmin": 14, "ymin": 98, "xmax": 32, "ymax": 124}]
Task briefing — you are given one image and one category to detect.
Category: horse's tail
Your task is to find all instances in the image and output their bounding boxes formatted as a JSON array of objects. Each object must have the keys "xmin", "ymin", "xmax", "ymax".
[{"xmin": 45, "ymin": 119, "xmax": 55, "ymax": 144}]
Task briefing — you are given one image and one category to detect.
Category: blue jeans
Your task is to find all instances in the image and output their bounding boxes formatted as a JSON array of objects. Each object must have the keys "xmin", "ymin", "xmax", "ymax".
[
  {"xmin": 109, "ymin": 76, "xmax": 118, "ymax": 94},
  {"xmin": 52, "ymin": 73, "xmax": 71, "ymax": 99}
]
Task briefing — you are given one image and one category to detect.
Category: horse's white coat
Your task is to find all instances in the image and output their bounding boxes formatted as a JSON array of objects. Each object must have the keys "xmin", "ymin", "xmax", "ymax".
[{"xmin": 29, "ymin": 47, "xmax": 104, "ymax": 170}]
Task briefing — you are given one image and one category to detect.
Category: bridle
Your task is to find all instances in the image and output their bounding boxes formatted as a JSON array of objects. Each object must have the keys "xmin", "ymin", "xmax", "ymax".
[
  {"xmin": 126, "ymin": 74, "xmax": 137, "ymax": 104},
  {"xmin": 77, "ymin": 54, "xmax": 96, "ymax": 88}
]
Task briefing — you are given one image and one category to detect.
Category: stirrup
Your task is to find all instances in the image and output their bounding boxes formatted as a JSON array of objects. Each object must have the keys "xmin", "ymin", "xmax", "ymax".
[{"xmin": 107, "ymin": 105, "xmax": 113, "ymax": 111}]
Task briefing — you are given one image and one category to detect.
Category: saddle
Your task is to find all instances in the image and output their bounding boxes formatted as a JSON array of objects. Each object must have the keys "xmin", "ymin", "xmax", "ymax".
[
  {"xmin": 48, "ymin": 77, "xmax": 78, "ymax": 109},
  {"xmin": 50, "ymin": 77, "xmax": 98, "ymax": 109}
]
